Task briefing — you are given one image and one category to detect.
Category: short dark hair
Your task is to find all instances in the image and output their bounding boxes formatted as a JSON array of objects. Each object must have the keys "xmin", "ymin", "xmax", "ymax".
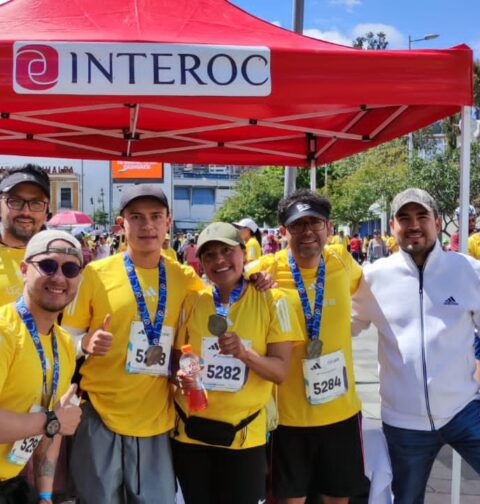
[{"xmin": 277, "ymin": 189, "xmax": 331, "ymax": 226}]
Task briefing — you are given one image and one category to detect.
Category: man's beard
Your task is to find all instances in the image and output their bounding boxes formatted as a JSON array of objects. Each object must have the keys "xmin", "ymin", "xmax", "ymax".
[{"xmin": 3, "ymin": 219, "xmax": 37, "ymax": 244}]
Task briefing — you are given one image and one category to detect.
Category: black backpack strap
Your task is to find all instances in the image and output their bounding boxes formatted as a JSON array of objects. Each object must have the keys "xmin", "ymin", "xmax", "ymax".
[
  {"xmin": 234, "ymin": 410, "xmax": 261, "ymax": 431},
  {"xmin": 174, "ymin": 402, "xmax": 188, "ymax": 423}
]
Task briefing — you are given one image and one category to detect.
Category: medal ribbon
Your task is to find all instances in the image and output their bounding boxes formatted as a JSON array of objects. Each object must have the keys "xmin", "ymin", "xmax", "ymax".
[
  {"xmin": 16, "ymin": 297, "xmax": 60, "ymax": 408},
  {"xmin": 212, "ymin": 278, "xmax": 245, "ymax": 318},
  {"xmin": 123, "ymin": 252, "xmax": 167, "ymax": 346},
  {"xmin": 288, "ymin": 251, "xmax": 325, "ymax": 342}
]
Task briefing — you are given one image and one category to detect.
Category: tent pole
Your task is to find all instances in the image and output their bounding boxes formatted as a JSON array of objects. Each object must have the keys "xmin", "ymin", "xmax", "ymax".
[
  {"xmin": 459, "ymin": 105, "xmax": 471, "ymax": 253},
  {"xmin": 284, "ymin": 167, "xmax": 297, "ymax": 196},
  {"xmin": 453, "ymin": 105, "xmax": 471, "ymax": 504},
  {"xmin": 310, "ymin": 161, "xmax": 316, "ymax": 191},
  {"xmin": 283, "ymin": 0, "xmax": 305, "ymax": 197}
]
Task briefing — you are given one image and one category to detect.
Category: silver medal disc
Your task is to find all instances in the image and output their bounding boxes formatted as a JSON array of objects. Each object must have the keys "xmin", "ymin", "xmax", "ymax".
[
  {"xmin": 146, "ymin": 345, "xmax": 164, "ymax": 366},
  {"xmin": 208, "ymin": 314, "xmax": 228, "ymax": 337},
  {"xmin": 307, "ymin": 339, "xmax": 322, "ymax": 359}
]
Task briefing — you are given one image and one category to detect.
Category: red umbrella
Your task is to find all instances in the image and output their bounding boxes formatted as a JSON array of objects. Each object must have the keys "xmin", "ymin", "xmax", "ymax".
[{"xmin": 48, "ymin": 210, "xmax": 93, "ymax": 227}]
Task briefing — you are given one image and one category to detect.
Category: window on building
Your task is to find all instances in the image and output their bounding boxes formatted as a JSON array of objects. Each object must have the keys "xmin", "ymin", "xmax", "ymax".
[
  {"xmin": 192, "ymin": 188, "xmax": 215, "ymax": 205},
  {"xmin": 60, "ymin": 187, "xmax": 72, "ymax": 209},
  {"xmin": 174, "ymin": 187, "xmax": 190, "ymax": 200}
]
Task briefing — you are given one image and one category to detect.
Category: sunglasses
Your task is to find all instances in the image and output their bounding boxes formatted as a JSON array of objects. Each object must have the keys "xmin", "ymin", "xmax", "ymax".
[{"xmin": 28, "ymin": 258, "xmax": 82, "ymax": 279}]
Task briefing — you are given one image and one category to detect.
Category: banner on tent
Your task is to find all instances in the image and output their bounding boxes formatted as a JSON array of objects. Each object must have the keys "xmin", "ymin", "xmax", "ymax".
[
  {"xmin": 13, "ymin": 42, "xmax": 271, "ymax": 96},
  {"xmin": 111, "ymin": 161, "xmax": 164, "ymax": 183}
]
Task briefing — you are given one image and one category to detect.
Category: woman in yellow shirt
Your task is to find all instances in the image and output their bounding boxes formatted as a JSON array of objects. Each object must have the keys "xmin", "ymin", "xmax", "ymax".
[
  {"xmin": 173, "ymin": 222, "xmax": 301, "ymax": 504},
  {"xmin": 233, "ymin": 218, "xmax": 262, "ymax": 262}
]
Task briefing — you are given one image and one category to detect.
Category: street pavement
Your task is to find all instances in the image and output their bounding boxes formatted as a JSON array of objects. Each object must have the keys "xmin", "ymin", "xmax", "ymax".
[{"xmin": 353, "ymin": 325, "xmax": 480, "ymax": 503}]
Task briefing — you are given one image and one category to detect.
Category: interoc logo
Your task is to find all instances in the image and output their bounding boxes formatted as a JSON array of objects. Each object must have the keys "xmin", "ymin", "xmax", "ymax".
[{"xmin": 15, "ymin": 44, "xmax": 59, "ymax": 91}]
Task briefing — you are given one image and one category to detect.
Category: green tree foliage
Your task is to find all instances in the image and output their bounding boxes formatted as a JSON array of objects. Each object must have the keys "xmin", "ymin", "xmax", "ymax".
[
  {"xmin": 328, "ymin": 140, "xmax": 407, "ymax": 231},
  {"xmin": 352, "ymin": 32, "xmax": 389, "ymax": 50},
  {"xmin": 92, "ymin": 208, "xmax": 109, "ymax": 228},
  {"xmin": 214, "ymin": 166, "xmax": 284, "ymax": 226}
]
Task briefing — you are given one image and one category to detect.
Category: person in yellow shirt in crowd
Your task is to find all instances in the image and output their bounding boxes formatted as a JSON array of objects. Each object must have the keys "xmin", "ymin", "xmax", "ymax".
[
  {"xmin": 233, "ymin": 218, "xmax": 262, "ymax": 262},
  {"xmin": 248, "ymin": 189, "xmax": 365, "ymax": 504},
  {"xmin": 0, "ymin": 165, "xmax": 51, "ymax": 305},
  {"xmin": 385, "ymin": 234, "xmax": 399, "ymax": 255},
  {"xmin": 329, "ymin": 229, "xmax": 350, "ymax": 251},
  {"xmin": 162, "ymin": 233, "xmax": 178, "ymax": 262},
  {"xmin": 172, "ymin": 222, "xmax": 302, "ymax": 504},
  {"xmin": 62, "ymin": 185, "xmax": 205, "ymax": 503},
  {"xmin": 0, "ymin": 230, "xmax": 83, "ymax": 503}
]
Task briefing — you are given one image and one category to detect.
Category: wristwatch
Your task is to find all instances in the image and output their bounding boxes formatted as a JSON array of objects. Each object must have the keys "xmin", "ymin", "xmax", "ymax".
[{"xmin": 44, "ymin": 410, "xmax": 61, "ymax": 438}]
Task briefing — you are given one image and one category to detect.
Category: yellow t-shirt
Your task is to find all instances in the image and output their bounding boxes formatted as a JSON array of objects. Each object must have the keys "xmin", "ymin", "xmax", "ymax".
[
  {"xmin": 249, "ymin": 246, "xmax": 362, "ymax": 427},
  {"xmin": 0, "ymin": 304, "xmax": 75, "ymax": 479},
  {"xmin": 245, "ymin": 237, "xmax": 262, "ymax": 263},
  {"xmin": 161, "ymin": 247, "xmax": 177, "ymax": 262},
  {"xmin": 386, "ymin": 236, "xmax": 399, "ymax": 254},
  {"xmin": 0, "ymin": 246, "xmax": 25, "ymax": 306},
  {"xmin": 468, "ymin": 233, "xmax": 480, "ymax": 260},
  {"xmin": 174, "ymin": 284, "xmax": 302, "ymax": 449},
  {"xmin": 62, "ymin": 253, "xmax": 204, "ymax": 437}
]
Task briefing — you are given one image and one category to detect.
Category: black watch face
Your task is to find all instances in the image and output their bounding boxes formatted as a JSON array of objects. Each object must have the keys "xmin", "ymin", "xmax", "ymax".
[{"xmin": 46, "ymin": 418, "xmax": 60, "ymax": 437}]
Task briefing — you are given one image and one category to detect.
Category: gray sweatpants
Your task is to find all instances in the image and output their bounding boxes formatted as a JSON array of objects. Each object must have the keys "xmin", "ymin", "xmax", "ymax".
[{"xmin": 70, "ymin": 402, "xmax": 176, "ymax": 504}]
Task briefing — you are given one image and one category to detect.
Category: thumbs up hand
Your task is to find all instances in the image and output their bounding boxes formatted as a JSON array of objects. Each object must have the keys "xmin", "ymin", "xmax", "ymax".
[
  {"xmin": 54, "ymin": 384, "xmax": 82, "ymax": 435},
  {"xmin": 81, "ymin": 314, "xmax": 113, "ymax": 356}
]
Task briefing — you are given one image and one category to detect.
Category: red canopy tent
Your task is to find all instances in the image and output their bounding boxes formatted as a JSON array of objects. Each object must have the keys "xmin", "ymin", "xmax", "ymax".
[{"xmin": 0, "ymin": 0, "xmax": 473, "ymax": 166}]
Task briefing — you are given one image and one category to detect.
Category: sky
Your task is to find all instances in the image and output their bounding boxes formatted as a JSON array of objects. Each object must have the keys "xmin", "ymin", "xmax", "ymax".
[{"xmin": 231, "ymin": 0, "xmax": 479, "ymax": 58}]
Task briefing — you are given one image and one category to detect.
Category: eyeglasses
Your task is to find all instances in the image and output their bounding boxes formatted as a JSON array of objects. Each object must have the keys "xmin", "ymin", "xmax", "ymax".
[
  {"xmin": 286, "ymin": 218, "xmax": 327, "ymax": 235},
  {"xmin": 27, "ymin": 259, "xmax": 82, "ymax": 279},
  {"xmin": 2, "ymin": 196, "xmax": 48, "ymax": 212}
]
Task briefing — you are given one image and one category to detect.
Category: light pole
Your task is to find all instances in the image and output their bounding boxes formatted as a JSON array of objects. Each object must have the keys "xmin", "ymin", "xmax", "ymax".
[{"xmin": 407, "ymin": 33, "xmax": 440, "ymax": 161}]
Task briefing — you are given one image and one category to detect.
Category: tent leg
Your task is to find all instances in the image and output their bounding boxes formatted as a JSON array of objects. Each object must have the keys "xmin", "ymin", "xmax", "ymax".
[
  {"xmin": 310, "ymin": 160, "xmax": 316, "ymax": 191},
  {"xmin": 459, "ymin": 105, "xmax": 472, "ymax": 253},
  {"xmin": 284, "ymin": 167, "xmax": 297, "ymax": 196}
]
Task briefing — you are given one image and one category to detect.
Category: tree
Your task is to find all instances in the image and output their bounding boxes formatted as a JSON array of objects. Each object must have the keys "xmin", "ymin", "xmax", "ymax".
[
  {"xmin": 214, "ymin": 167, "xmax": 284, "ymax": 226},
  {"xmin": 328, "ymin": 140, "xmax": 408, "ymax": 230},
  {"xmin": 92, "ymin": 208, "xmax": 109, "ymax": 229},
  {"xmin": 352, "ymin": 31, "xmax": 388, "ymax": 50}
]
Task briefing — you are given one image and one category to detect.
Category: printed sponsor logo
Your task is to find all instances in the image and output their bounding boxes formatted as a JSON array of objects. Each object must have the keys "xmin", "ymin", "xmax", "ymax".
[
  {"xmin": 14, "ymin": 42, "xmax": 271, "ymax": 96},
  {"xmin": 15, "ymin": 44, "xmax": 59, "ymax": 91}
]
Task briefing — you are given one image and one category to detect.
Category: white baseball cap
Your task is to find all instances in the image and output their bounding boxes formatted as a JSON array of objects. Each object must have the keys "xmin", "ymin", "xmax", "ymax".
[{"xmin": 233, "ymin": 218, "xmax": 258, "ymax": 233}]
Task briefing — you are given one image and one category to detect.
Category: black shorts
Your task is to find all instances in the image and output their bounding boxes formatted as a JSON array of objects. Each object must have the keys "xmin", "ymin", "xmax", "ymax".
[
  {"xmin": 272, "ymin": 413, "xmax": 367, "ymax": 499},
  {"xmin": 172, "ymin": 440, "xmax": 267, "ymax": 504},
  {"xmin": 0, "ymin": 476, "xmax": 37, "ymax": 504}
]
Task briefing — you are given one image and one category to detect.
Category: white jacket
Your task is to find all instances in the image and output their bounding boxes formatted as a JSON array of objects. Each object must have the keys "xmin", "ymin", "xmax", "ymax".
[{"xmin": 352, "ymin": 241, "xmax": 480, "ymax": 430}]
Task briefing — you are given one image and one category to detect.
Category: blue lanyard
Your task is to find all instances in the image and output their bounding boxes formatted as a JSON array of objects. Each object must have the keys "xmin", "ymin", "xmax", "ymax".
[
  {"xmin": 16, "ymin": 297, "xmax": 60, "ymax": 407},
  {"xmin": 212, "ymin": 278, "xmax": 245, "ymax": 318},
  {"xmin": 288, "ymin": 251, "xmax": 325, "ymax": 342},
  {"xmin": 123, "ymin": 252, "xmax": 167, "ymax": 346}
]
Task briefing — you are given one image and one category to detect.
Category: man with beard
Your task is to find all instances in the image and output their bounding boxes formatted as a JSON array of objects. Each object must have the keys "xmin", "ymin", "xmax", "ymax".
[
  {"xmin": 0, "ymin": 230, "xmax": 83, "ymax": 503},
  {"xmin": 0, "ymin": 165, "xmax": 51, "ymax": 305},
  {"xmin": 248, "ymin": 189, "xmax": 365, "ymax": 504},
  {"xmin": 352, "ymin": 188, "xmax": 480, "ymax": 503}
]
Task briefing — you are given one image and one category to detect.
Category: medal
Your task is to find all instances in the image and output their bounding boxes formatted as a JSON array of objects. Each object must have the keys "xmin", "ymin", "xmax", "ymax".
[
  {"xmin": 208, "ymin": 314, "xmax": 228, "ymax": 337},
  {"xmin": 145, "ymin": 345, "xmax": 164, "ymax": 366},
  {"xmin": 307, "ymin": 339, "xmax": 323, "ymax": 359}
]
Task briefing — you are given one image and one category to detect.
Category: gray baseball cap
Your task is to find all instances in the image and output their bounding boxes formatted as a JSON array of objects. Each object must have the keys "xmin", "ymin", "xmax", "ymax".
[
  {"xmin": 391, "ymin": 188, "xmax": 438, "ymax": 217},
  {"xmin": 196, "ymin": 222, "xmax": 245, "ymax": 257},
  {"xmin": 24, "ymin": 230, "xmax": 83, "ymax": 265},
  {"xmin": 0, "ymin": 169, "xmax": 50, "ymax": 198},
  {"xmin": 119, "ymin": 184, "xmax": 169, "ymax": 213}
]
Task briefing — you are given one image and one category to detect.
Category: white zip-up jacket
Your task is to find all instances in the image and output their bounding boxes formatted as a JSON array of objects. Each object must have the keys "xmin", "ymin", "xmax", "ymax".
[{"xmin": 352, "ymin": 241, "xmax": 480, "ymax": 430}]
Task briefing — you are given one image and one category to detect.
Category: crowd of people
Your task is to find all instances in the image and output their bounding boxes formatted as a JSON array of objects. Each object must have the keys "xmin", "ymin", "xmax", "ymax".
[{"xmin": 1, "ymin": 164, "xmax": 480, "ymax": 504}]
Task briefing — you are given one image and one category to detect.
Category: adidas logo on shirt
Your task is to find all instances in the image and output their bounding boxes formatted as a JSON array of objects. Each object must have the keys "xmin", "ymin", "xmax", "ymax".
[
  {"xmin": 310, "ymin": 362, "xmax": 322, "ymax": 371},
  {"xmin": 208, "ymin": 342, "xmax": 220, "ymax": 351},
  {"xmin": 443, "ymin": 296, "xmax": 459, "ymax": 306}
]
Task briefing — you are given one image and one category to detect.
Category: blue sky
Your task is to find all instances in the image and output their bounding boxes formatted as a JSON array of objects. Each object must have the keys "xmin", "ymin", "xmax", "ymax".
[{"xmin": 231, "ymin": 0, "xmax": 479, "ymax": 58}]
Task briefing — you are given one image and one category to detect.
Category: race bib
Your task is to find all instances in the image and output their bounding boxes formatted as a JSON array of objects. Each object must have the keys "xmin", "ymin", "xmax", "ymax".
[
  {"xmin": 7, "ymin": 405, "xmax": 43, "ymax": 466},
  {"xmin": 201, "ymin": 337, "xmax": 251, "ymax": 392},
  {"xmin": 302, "ymin": 350, "xmax": 348, "ymax": 405},
  {"xmin": 125, "ymin": 322, "xmax": 173, "ymax": 376}
]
